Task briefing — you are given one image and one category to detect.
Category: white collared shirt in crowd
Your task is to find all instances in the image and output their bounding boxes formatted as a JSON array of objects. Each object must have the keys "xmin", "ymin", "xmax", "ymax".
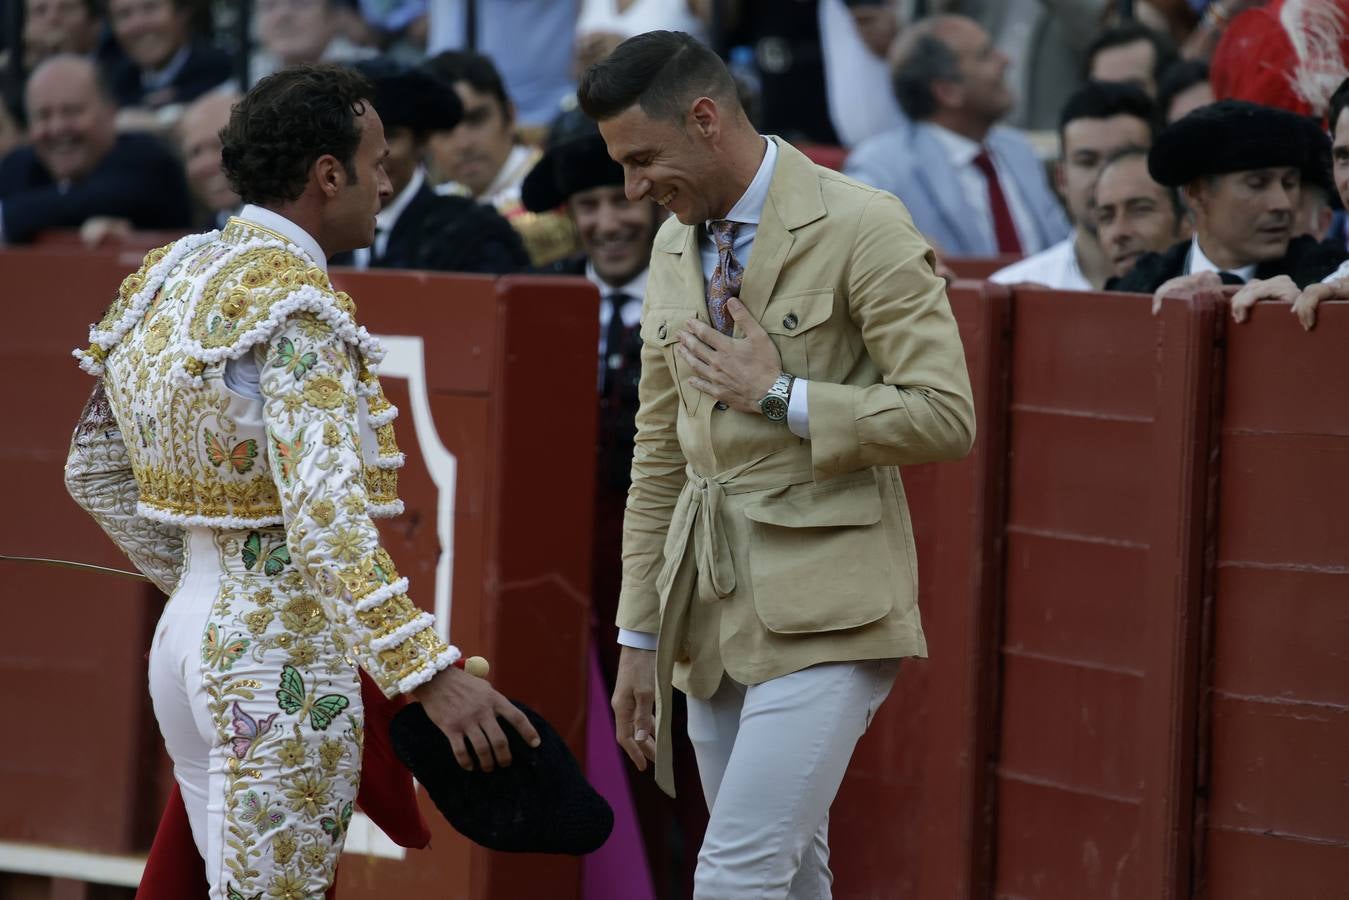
[
  {"xmin": 989, "ymin": 233, "xmax": 1091, "ymax": 291},
  {"xmin": 1186, "ymin": 234, "xmax": 1257, "ymax": 282},
  {"xmin": 928, "ymin": 123, "xmax": 1040, "ymax": 255}
]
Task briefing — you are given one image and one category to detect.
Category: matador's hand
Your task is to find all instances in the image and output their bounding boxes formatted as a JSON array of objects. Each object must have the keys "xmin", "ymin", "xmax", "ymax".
[{"xmin": 678, "ymin": 298, "xmax": 783, "ymax": 415}]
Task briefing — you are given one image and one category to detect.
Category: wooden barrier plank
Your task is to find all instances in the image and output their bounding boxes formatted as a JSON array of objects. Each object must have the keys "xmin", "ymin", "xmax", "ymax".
[{"xmin": 1204, "ymin": 826, "xmax": 1349, "ymax": 898}]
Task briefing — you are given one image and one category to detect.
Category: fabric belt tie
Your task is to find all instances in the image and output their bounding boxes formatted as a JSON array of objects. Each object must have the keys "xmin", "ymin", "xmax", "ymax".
[{"xmin": 651, "ymin": 445, "xmax": 815, "ymax": 796}]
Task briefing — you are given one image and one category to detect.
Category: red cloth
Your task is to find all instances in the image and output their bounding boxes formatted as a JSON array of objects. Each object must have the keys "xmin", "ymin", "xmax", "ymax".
[
  {"xmin": 135, "ymin": 670, "xmax": 429, "ymax": 899},
  {"xmin": 1211, "ymin": 0, "xmax": 1349, "ymax": 120},
  {"xmin": 972, "ymin": 149, "xmax": 1023, "ymax": 255}
]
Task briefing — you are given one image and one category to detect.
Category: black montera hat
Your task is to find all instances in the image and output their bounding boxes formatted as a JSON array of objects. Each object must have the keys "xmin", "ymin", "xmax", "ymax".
[
  {"xmin": 389, "ymin": 699, "xmax": 614, "ymax": 855},
  {"xmin": 521, "ymin": 132, "xmax": 625, "ymax": 212},
  {"xmin": 353, "ymin": 58, "xmax": 463, "ymax": 133},
  {"xmin": 1148, "ymin": 99, "xmax": 1330, "ymax": 187}
]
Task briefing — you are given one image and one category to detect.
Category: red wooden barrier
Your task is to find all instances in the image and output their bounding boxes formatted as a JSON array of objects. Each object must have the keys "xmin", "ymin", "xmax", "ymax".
[{"xmin": 946, "ymin": 255, "xmax": 1023, "ymax": 281}]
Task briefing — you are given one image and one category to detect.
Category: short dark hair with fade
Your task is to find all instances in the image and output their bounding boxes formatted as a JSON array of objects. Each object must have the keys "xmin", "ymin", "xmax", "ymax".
[
  {"xmin": 423, "ymin": 50, "xmax": 511, "ymax": 116},
  {"xmin": 891, "ymin": 31, "xmax": 962, "ymax": 121},
  {"xmin": 1100, "ymin": 144, "xmax": 1186, "ymax": 222},
  {"xmin": 1086, "ymin": 22, "xmax": 1178, "ymax": 85},
  {"xmin": 576, "ymin": 30, "xmax": 739, "ymax": 123},
  {"xmin": 1058, "ymin": 80, "xmax": 1158, "ymax": 144},
  {"xmin": 1156, "ymin": 59, "xmax": 1209, "ymax": 122},
  {"xmin": 220, "ymin": 64, "xmax": 372, "ymax": 207},
  {"xmin": 1329, "ymin": 76, "xmax": 1349, "ymax": 136}
]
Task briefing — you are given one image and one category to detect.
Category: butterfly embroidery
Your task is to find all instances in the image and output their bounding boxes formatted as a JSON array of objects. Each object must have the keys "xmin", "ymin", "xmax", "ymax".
[
  {"xmin": 202, "ymin": 623, "xmax": 249, "ymax": 671},
  {"xmin": 320, "ymin": 801, "xmax": 353, "ymax": 843},
  {"xmin": 241, "ymin": 531, "xmax": 290, "ymax": 577},
  {"xmin": 273, "ymin": 336, "xmax": 318, "ymax": 378},
  {"xmin": 230, "ymin": 700, "xmax": 279, "ymax": 760},
  {"xmin": 134, "ymin": 413, "xmax": 157, "ymax": 449},
  {"xmin": 226, "ymin": 885, "xmax": 261, "ymax": 900},
  {"xmin": 277, "ymin": 664, "xmax": 350, "ymax": 731},
  {"xmin": 204, "ymin": 430, "xmax": 258, "ymax": 475},
  {"xmin": 239, "ymin": 789, "xmax": 285, "ymax": 835},
  {"xmin": 268, "ymin": 428, "xmax": 304, "ymax": 485}
]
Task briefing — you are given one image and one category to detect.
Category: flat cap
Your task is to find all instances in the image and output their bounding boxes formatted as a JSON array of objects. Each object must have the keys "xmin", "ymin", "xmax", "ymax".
[{"xmin": 1149, "ymin": 99, "xmax": 1330, "ymax": 187}]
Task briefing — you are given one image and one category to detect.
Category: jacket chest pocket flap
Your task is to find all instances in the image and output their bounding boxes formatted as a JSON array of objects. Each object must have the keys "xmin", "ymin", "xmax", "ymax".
[
  {"xmin": 641, "ymin": 308, "xmax": 704, "ymax": 415},
  {"xmin": 760, "ymin": 288, "xmax": 834, "ymax": 379},
  {"xmin": 743, "ymin": 470, "xmax": 895, "ymax": 634}
]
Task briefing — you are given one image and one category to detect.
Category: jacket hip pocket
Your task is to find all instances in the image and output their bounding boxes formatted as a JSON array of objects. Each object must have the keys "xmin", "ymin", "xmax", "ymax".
[{"xmin": 743, "ymin": 470, "xmax": 896, "ymax": 634}]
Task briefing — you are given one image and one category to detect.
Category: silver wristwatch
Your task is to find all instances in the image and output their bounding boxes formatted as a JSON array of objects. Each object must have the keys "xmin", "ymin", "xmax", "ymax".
[{"xmin": 758, "ymin": 373, "xmax": 795, "ymax": 422}]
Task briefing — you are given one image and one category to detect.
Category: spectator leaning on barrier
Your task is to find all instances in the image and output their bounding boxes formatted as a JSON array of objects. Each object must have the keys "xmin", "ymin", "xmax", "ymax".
[
  {"xmin": 1093, "ymin": 145, "xmax": 1190, "ymax": 279},
  {"xmin": 334, "ymin": 58, "xmax": 529, "ymax": 274},
  {"xmin": 1232, "ymin": 76, "xmax": 1349, "ymax": 330},
  {"xmin": 0, "ymin": 54, "xmax": 191, "ymax": 243},
  {"xmin": 1085, "ymin": 21, "xmax": 1179, "ymax": 98},
  {"xmin": 175, "ymin": 89, "xmax": 239, "ymax": 229},
  {"xmin": 991, "ymin": 81, "xmax": 1156, "ymax": 291},
  {"xmin": 424, "ymin": 49, "xmax": 578, "ymax": 266},
  {"xmin": 1107, "ymin": 99, "xmax": 1345, "ymax": 299},
  {"xmin": 104, "ymin": 0, "xmax": 230, "ymax": 110},
  {"xmin": 845, "ymin": 14, "xmax": 1070, "ymax": 258}
]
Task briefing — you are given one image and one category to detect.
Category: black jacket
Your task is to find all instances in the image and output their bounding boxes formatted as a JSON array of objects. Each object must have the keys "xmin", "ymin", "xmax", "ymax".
[
  {"xmin": 0, "ymin": 132, "xmax": 193, "ymax": 242},
  {"xmin": 375, "ymin": 185, "xmax": 529, "ymax": 274},
  {"xmin": 1108, "ymin": 235, "xmax": 1347, "ymax": 293},
  {"xmin": 105, "ymin": 40, "xmax": 233, "ymax": 109}
]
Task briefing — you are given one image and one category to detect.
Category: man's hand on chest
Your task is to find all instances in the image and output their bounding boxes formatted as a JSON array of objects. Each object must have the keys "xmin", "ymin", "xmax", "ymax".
[{"xmin": 677, "ymin": 297, "xmax": 784, "ymax": 415}]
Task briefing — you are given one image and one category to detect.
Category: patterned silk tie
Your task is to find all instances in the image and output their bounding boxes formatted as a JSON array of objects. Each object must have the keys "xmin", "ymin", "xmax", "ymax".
[{"xmin": 707, "ymin": 220, "xmax": 743, "ymax": 336}]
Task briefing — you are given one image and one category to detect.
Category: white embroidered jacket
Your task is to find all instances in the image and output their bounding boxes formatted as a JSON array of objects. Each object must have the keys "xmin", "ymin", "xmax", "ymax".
[{"xmin": 64, "ymin": 213, "xmax": 458, "ymax": 696}]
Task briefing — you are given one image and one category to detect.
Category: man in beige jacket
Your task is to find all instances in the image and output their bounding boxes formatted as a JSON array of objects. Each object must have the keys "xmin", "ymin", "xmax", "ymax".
[{"xmin": 578, "ymin": 31, "xmax": 975, "ymax": 899}]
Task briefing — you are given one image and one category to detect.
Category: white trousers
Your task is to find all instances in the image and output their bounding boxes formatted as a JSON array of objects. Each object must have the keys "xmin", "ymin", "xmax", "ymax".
[
  {"xmin": 149, "ymin": 527, "xmax": 363, "ymax": 899},
  {"xmin": 687, "ymin": 658, "xmax": 900, "ymax": 900}
]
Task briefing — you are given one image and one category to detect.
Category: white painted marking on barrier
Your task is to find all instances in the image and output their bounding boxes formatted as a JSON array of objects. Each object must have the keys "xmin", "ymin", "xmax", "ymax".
[{"xmin": 0, "ymin": 842, "xmax": 144, "ymax": 886}]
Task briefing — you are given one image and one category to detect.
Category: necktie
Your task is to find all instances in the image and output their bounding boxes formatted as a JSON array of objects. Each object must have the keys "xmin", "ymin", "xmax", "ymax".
[
  {"xmin": 707, "ymin": 220, "xmax": 743, "ymax": 336},
  {"xmin": 603, "ymin": 291, "xmax": 636, "ymax": 394},
  {"xmin": 971, "ymin": 149, "xmax": 1023, "ymax": 255}
]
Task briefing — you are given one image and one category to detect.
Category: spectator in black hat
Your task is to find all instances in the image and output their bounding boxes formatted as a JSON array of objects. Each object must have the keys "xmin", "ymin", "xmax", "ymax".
[
  {"xmin": 336, "ymin": 58, "xmax": 528, "ymax": 274},
  {"xmin": 1107, "ymin": 99, "xmax": 1346, "ymax": 300}
]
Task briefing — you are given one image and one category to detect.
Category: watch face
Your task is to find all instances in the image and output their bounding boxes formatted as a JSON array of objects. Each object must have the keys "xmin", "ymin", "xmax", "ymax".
[{"xmin": 761, "ymin": 395, "xmax": 789, "ymax": 421}]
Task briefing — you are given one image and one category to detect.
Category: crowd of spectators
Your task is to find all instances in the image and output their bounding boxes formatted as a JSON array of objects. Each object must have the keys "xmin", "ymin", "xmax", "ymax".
[{"xmin": 0, "ymin": 0, "xmax": 1347, "ymax": 325}]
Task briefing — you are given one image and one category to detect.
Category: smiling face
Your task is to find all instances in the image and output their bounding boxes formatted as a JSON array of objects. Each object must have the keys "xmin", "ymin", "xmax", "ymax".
[
  {"xmin": 108, "ymin": 0, "xmax": 189, "ymax": 71},
  {"xmin": 24, "ymin": 0, "xmax": 103, "ymax": 61},
  {"xmin": 1094, "ymin": 154, "xmax": 1186, "ymax": 276},
  {"xmin": 1187, "ymin": 167, "xmax": 1300, "ymax": 270},
  {"xmin": 598, "ymin": 100, "xmax": 733, "ymax": 226},
  {"xmin": 25, "ymin": 56, "xmax": 117, "ymax": 182},
  {"xmin": 569, "ymin": 184, "xmax": 661, "ymax": 286}
]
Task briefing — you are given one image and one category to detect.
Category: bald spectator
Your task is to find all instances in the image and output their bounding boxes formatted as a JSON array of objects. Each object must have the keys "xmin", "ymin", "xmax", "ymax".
[
  {"xmin": 845, "ymin": 14, "xmax": 1069, "ymax": 257},
  {"xmin": 992, "ymin": 81, "xmax": 1155, "ymax": 291},
  {"xmin": 105, "ymin": 0, "xmax": 231, "ymax": 109},
  {"xmin": 249, "ymin": 0, "xmax": 376, "ymax": 85},
  {"xmin": 1093, "ymin": 146, "xmax": 1190, "ymax": 279},
  {"xmin": 176, "ymin": 89, "xmax": 239, "ymax": 228},
  {"xmin": 1086, "ymin": 22, "xmax": 1178, "ymax": 97},
  {"xmin": 0, "ymin": 55, "xmax": 191, "ymax": 243},
  {"xmin": 1108, "ymin": 100, "xmax": 1344, "ymax": 303}
]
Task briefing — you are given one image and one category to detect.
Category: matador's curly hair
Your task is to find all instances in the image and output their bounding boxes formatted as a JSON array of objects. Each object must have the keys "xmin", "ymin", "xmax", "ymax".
[{"xmin": 221, "ymin": 64, "xmax": 374, "ymax": 207}]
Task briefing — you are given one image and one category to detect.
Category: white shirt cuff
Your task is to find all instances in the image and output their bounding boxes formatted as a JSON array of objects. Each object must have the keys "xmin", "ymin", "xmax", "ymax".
[
  {"xmin": 617, "ymin": 628, "xmax": 658, "ymax": 650},
  {"xmin": 787, "ymin": 377, "xmax": 810, "ymax": 439}
]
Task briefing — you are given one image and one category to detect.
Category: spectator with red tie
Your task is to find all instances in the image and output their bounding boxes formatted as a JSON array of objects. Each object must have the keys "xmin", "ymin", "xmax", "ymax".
[{"xmin": 844, "ymin": 14, "xmax": 1069, "ymax": 258}]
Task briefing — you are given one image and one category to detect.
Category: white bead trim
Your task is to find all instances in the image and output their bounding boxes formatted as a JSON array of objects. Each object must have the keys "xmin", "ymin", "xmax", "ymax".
[
  {"xmin": 370, "ymin": 612, "xmax": 436, "ymax": 652},
  {"xmin": 367, "ymin": 405, "xmax": 398, "ymax": 428},
  {"xmin": 372, "ymin": 453, "xmax": 406, "ymax": 470},
  {"xmin": 352, "ymin": 577, "xmax": 411, "ymax": 613},
  {"xmin": 137, "ymin": 502, "xmax": 283, "ymax": 529},
  {"xmin": 367, "ymin": 500, "xmax": 404, "ymax": 519},
  {"xmin": 395, "ymin": 645, "xmax": 462, "ymax": 695}
]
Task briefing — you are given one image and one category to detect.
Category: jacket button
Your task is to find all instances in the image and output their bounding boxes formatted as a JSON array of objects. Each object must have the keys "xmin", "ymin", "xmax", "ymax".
[
  {"xmin": 783, "ymin": 313, "xmax": 799, "ymax": 330},
  {"xmin": 715, "ymin": 401, "xmax": 728, "ymax": 411},
  {"xmin": 657, "ymin": 323, "xmax": 667, "ymax": 340}
]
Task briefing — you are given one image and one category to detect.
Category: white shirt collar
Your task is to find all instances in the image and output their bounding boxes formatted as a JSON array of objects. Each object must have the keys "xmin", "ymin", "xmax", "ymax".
[
  {"xmin": 377, "ymin": 166, "xmax": 425, "ymax": 235},
  {"xmin": 586, "ymin": 260, "xmax": 649, "ymax": 302},
  {"xmin": 141, "ymin": 44, "xmax": 192, "ymax": 92},
  {"xmin": 712, "ymin": 136, "xmax": 778, "ymax": 229},
  {"xmin": 235, "ymin": 204, "xmax": 328, "ymax": 273},
  {"xmin": 1188, "ymin": 234, "xmax": 1257, "ymax": 282},
  {"xmin": 928, "ymin": 123, "xmax": 983, "ymax": 168}
]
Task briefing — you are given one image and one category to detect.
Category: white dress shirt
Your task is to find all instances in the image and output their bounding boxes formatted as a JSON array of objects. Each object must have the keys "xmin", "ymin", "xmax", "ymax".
[
  {"xmin": 1186, "ymin": 234, "xmax": 1257, "ymax": 282},
  {"xmin": 588, "ymin": 261, "xmax": 648, "ymax": 358},
  {"xmin": 989, "ymin": 234, "xmax": 1091, "ymax": 291},
  {"xmin": 1321, "ymin": 258, "xmax": 1349, "ymax": 283},
  {"xmin": 351, "ymin": 166, "xmax": 426, "ymax": 270},
  {"xmin": 928, "ymin": 124, "xmax": 1039, "ymax": 256},
  {"xmin": 221, "ymin": 205, "xmax": 328, "ymax": 400}
]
